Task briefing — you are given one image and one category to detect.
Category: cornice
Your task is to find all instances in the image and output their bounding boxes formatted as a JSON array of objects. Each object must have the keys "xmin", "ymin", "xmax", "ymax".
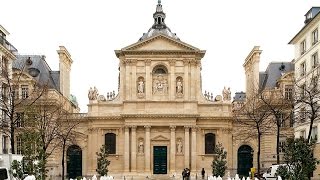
[
  {"xmin": 120, "ymin": 114, "xmax": 200, "ymax": 118},
  {"xmin": 0, "ymin": 45, "xmax": 16, "ymax": 60}
]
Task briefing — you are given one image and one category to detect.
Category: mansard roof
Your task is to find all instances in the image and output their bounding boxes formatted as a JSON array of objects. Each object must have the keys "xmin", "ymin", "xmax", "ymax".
[
  {"xmin": 259, "ymin": 62, "xmax": 294, "ymax": 90},
  {"xmin": 13, "ymin": 55, "xmax": 60, "ymax": 92}
]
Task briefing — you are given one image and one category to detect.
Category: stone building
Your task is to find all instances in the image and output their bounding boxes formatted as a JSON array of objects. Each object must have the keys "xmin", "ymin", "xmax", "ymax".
[
  {"xmin": 233, "ymin": 46, "xmax": 294, "ymax": 175},
  {"xmin": 66, "ymin": 1, "xmax": 235, "ymax": 179},
  {"xmin": 289, "ymin": 7, "xmax": 320, "ymax": 176}
]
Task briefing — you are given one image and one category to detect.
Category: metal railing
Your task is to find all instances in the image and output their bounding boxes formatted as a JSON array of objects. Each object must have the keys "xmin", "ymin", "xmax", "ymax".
[{"xmin": 0, "ymin": 35, "xmax": 18, "ymax": 52}]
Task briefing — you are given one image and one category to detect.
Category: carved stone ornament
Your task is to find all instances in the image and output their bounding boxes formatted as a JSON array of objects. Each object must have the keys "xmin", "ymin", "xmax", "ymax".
[
  {"xmin": 152, "ymin": 74, "xmax": 168, "ymax": 95},
  {"xmin": 137, "ymin": 77, "xmax": 145, "ymax": 98}
]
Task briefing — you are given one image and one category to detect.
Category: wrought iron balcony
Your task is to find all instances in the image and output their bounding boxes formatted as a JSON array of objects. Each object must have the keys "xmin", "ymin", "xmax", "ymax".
[{"xmin": 0, "ymin": 35, "xmax": 17, "ymax": 53}]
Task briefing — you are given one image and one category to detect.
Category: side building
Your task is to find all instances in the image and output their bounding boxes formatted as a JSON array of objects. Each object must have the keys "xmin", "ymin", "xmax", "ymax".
[
  {"xmin": 289, "ymin": 7, "xmax": 320, "ymax": 176},
  {"xmin": 233, "ymin": 46, "xmax": 294, "ymax": 175}
]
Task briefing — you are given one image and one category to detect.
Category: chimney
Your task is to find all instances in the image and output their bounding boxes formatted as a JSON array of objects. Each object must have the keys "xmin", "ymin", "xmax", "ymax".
[{"xmin": 57, "ymin": 46, "xmax": 73, "ymax": 99}]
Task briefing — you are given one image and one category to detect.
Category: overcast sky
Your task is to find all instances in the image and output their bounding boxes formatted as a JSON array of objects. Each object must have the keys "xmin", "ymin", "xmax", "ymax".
[{"xmin": 1, "ymin": 0, "xmax": 319, "ymax": 112}]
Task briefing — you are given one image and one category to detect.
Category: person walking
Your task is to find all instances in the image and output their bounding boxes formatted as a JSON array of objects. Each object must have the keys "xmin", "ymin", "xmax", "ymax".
[{"xmin": 201, "ymin": 168, "xmax": 205, "ymax": 179}]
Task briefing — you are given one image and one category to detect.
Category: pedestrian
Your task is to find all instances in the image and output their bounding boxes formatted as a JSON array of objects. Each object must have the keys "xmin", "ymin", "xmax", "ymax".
[
  {"xmin": 182, "ymin": 168, "xmax": 186, "ymax": 180},
  {"xmin": 201, "ymin": 168, "xmax": 205, "ymax": 179}
]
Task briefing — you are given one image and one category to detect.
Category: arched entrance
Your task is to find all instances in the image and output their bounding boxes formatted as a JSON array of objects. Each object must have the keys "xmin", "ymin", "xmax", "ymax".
[
  {"xmin": 237, "ymin": 145, "xmax": 253, "ymax": 176},
  {"xmin": 67, "ymin": 145, "xmax": 82, "ymax": 179}
]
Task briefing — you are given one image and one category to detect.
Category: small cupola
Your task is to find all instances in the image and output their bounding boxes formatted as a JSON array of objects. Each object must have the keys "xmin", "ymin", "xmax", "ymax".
[{"xmin": 153, "ymin": 0, "xmax": 166, "ymax": 29}]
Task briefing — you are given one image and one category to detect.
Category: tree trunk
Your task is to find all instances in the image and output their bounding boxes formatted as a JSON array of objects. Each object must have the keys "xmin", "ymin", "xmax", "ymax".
[
  {"xmin": 62, "ymin": 140, "xmax": 66, "ymax": 180},
  {"xmin": 10, "ymin": 124, "xmax": 15, "ymax": 154},
  {"xmin": 276, "ymin": 118, "xmax": 280, "ymax": 164},
  {"xmin": 257, "ymin": 129, "xmax": 261, "ymax": 177}
]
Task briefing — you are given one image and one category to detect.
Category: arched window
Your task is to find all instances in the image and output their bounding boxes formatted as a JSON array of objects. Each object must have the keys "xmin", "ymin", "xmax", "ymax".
[
  {"xmin": 205, "ymin": 133, "xmax": 216, "ymax": 154},
  {"xmin": 153, "ymin": 65, "xmax": 167, "ymax": 74},
  {"xmin": 105, "ymin": 133, "xmax": 116, "ymax": 154}
]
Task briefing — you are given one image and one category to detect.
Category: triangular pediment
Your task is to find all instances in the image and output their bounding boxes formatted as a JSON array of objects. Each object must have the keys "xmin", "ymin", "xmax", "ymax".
[
  {"xmin": 122, "ymin": 34, "xmax": 199, "ymax": 51},
  {"xmin": 151, "ymin": 135, "xmax": 170, "ymax": 141}
]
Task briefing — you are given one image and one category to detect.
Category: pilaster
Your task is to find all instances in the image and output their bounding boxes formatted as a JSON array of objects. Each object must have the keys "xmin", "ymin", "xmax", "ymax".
[
  {"xmin": 183, "ymin": 59, "xmax": 190, "ymax": 101},
  {"xmin": 184, "ymin": 126, "xmax": 190, "ymax": 168},
  {"xmin": 145, "ymin": 125, "xmax": 151, "ymax": 172},
  {"xmin": 170, "ymin": 126, "xmax": 176, "ymax": 173},
  {"xmin": 191, "ymin": 126, "xmax": 197, "ymax": 172},
  {"xmin": 131, "ymin": 126, "xmax": 137, "ymax": 172},
  {"xmin": 124, "ymin": 126, "xmax": 130, "ymax": 172},
  {"xmin": 145, "ymin": 60, "xmax": 152, "ymax": 100},
  {"xmin": 169, "ymin": 59, "xmax": 176, "ymax": 100}
]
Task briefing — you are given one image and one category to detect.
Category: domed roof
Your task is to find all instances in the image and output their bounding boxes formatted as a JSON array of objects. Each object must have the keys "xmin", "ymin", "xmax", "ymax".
[{"xmin": 139, "ymin": 0, "xmax": 179, "ymax": 41}]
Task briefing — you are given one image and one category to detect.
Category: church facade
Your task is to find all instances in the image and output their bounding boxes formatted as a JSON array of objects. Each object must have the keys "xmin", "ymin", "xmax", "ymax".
[
  {"xmin": 53, "ymin": 1, "xmax": 294, "ymax": 179},
  {"xmin": 68, "ymin": 1, "xmax": 236, "ymax": 178}
]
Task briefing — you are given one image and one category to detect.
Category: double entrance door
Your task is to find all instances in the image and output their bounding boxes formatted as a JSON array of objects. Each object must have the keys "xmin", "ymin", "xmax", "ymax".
[{"xmin": 153, "ymin": 146, "xmax": 167, "ymax": 174}]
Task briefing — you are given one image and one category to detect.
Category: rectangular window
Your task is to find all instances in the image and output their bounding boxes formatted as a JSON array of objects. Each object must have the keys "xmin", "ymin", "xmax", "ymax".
[
  {"xmin": 16, "ymin": 113, "xmax": 24, "ymax": 127},
  {"xmin": 21, "ymin": 85, "xmax": 28, "ymax": 99},
  {"xmin": 284, "ymin": 85, "xmax": 293, "ymax": 100},
  {"xmin": 312, "ymin": 52, "xmax": 318, "ymax": 68},
  {"xmin": 1, "ymin": 56, "xmax": 8, "ymax": 76},
  {"xmin": 311, "ymin": 126, "xmax": 318, "ymax": 141},
  {"xmin": 279, "ymin": 139, "xmax": 286, "ymax": 153},
  {"xmin": 1, "ymin": 109, "xmax": 7, "ymax": 123},
  {"xmin": 300, "ymin": 40, "xmax": 306, "ymax": 55},
  {"xmin": 276, "ymin": 113, "xmax": 285, "ymax": 127},
  {"xmin": 2, "ymin": 135, "xmax": 8, "ymax": 154},
  {"xmin": 300, "ymin": 62, "xmax": 306, "ymax": 76},
  {"xmin": 290, "ymin": 112, "xmax": 294, "ymax": 127},
  {"xmin": 1, "ymin": 84, "xmax": 8, "ymax": 101},
  {"xmin": 301, "ymin": 130, "xmax": 306, "ymax": 139},
  {"xmin": 16, "ymin": 136, "xmax": 23, "ymax": 155},
  {"xmin": 312, "ymin": 28, "xmax": 318, "ymax": 45},
  {"xmin": 300, "ymin": 108, "xmax": 306, "ymax": 123}
]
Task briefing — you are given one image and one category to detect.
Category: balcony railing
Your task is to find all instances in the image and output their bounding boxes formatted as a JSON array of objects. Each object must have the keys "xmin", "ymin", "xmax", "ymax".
[{"xmin": 0, "ymin": 36, "xmax": 18, "ymax": 53}]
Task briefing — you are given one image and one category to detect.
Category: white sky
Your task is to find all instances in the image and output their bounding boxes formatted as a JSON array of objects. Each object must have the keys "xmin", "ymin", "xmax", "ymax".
[{"xmin": 1, "ymin": 0, "xmax": 319, "ymax": 112}]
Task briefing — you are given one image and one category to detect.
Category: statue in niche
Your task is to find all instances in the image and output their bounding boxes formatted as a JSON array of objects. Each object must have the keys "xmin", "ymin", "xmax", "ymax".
[
  {"xmin": 176, "ymin": 79, "xmax": 183, "ymax": 94},
  {"xmin": 176, "ymin": 139, "xmax": 183, "ymax": 154},
  {"xmin": 138, "ymin": 140, "xmax": 144, "ymax": 154},
  {"xmin": 222, "ymin": 87, "xmax": 231, "ymax": 101},
  {"xmin": 137, "ymin": 78, "xmax": 144, "ymax": 93}
]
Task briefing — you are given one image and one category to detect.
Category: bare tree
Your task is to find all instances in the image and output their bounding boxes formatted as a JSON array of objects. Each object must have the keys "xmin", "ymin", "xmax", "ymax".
[
  {"xmin": 0, "ymin": 56, "xmax": 45, "ymax": 154},
  {"xmin": 56, "ymin": 113, "xmax": 82, "ymax": 180},
  {"xmin": 295, "ymin": 72, "xmax": 320, "ymax": 142},
  {"xmin": 260, "ymin": 86, "xmax": 294, "ymax": 164},
  {"xmin": 22, "ymin": 87, "xmax": 78, "ymax": 180},
  {"xmin": 233, "ymin": 90, "xmax": 272, "ymax": 176}
]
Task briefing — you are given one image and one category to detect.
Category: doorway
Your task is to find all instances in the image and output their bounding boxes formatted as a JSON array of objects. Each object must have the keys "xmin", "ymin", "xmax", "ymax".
[
  {"xmin": 153, "ymin": 146, "xmax": 167, "ymax": 174},
  {"xmin": 237, "ymin": 145, "xmax": 253, "ymax": 176},
  {"xmin": 67, "ymin": 145, "xmax": 82, "ymax": 179}
]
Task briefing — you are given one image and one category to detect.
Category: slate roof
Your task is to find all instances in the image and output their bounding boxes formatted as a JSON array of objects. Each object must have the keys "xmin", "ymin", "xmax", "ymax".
[
  {"xmin": 12, "ymin": 55, "xmax": 60, "ymax": 92},
  {"xmin": 259, "ymin": 62, "xmax": 294, "ymax": 90},
  {"xmin": 233, "ymin": 91, "xmax": 246, "ymax": 102}
]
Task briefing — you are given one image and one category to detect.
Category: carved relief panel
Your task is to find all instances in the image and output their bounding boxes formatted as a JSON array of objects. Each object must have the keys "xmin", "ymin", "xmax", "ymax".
[{"xmin": 152, "ymin": 65, "xmax": 169, "ymax": 95}]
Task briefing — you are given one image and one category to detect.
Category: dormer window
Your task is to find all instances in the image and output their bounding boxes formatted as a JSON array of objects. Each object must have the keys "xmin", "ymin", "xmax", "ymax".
[{"xmin": 300, "ymin": 40, "xmax": 306, "ymax": 55}]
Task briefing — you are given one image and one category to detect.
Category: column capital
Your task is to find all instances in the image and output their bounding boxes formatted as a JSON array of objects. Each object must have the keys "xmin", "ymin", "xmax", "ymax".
[
  {"xmin": 144, "ymin": 125, "xmax": 151, "ymax": 131},
  {"xmin": 145, "ymin": 59, "xmax": 152, "ymax": 66},
  {"xmin": 124, "ymin": 125, "xmax": 130, "ymax": 131},
  {"xmin": 131, "ymin": 125, "xmax": 137, "ymax": 131},
  {"xmin": 191, "ymin": 126, "xmax": 198, "ymax": 132},
  {"xmin": 169, "ymin": 59, "xmax": 176, "ymax": 66},
  {"xmin": 131, "ymin": 59, "xmax": 138, "ymax": 65},
  {"xmin": 183, "ymin": 59, "xmax": 190, "ymax": 65},
  {"xmin": 170, "ymin": 126, "xmax": 176, "ymax": 131}
]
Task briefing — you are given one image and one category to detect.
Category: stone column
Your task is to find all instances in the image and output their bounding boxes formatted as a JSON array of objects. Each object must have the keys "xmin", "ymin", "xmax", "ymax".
[
  {"xmin": 170, "ymin": 126, "xmax": 176, "ymax": 173},
  {"xmin": 191, "ymin": 126, "xmax": 197, "ymax": 172},
  {"xmin": 184, "ymin": 126, "xmax": 190, "ymax": 169},
  {"xmin": 124, "ymin": 126, "xmax": 130, "ymax": 172},
  {"xmin": 145, "ymin": 59, "xmax": 152, "ymax": 100},
  {"xmin": 183, "ymin": 59, "xmax": 189, "ymax": 100},
  {"xmin": 169, "ymin": 60, "xmax": 176, "ymax": 100},
  {"xmin": 145, "ymin": 125, "xmax": 151, "ymax": 172},
  {"xmin": 131, "ymin": 126, "xmax": 137, "ymax": 172}
]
